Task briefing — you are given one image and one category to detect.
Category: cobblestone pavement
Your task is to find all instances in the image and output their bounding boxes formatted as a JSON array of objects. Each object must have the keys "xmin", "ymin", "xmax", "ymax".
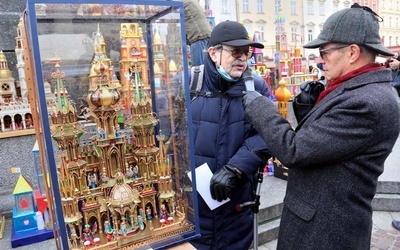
[
  {"xmin": 371, "ymin": 228, "xmax": 400, "ymax": 250},
  {"xmin": 260, "ymin": 211, "xmax": 400, "ymax": 250}
]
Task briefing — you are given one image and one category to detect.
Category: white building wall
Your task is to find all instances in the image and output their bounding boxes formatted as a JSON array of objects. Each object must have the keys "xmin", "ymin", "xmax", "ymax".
[{"xmin": 302, "ymin": 0, "xmax": 351, "ymax": 59}]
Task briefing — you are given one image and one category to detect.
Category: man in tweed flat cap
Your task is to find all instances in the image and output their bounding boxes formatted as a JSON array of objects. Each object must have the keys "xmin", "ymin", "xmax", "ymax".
[{"xmin": 243, "ymin": 3, "xmax": 400, "ymax": 249}]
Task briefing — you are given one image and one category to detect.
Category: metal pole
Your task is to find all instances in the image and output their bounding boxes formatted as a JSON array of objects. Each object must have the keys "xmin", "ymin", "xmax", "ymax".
[{"xmin": 253, "ymin": 210, "xmax": 258, "ymax": 250}]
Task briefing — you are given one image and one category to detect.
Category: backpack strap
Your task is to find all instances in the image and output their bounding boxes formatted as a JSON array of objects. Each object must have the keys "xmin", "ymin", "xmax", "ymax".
[
  {"xmin": 190, "ymin": 65, "xmax": 228, "ymax": 99},
  {"xmin": 190, "ymin": 65, "xmax": 204, "ymax": 100}
]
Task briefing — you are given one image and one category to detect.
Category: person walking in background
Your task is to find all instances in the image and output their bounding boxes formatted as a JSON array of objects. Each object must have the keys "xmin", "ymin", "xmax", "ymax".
[
  {"xmin": 387, "ymin": 54, "xmax": 400, "ymax": 96},
  {"xmin": 243, "ymin": 3, "xmax": 400, "ymax": 249},
  {"xmin": 189, "ymin": 20, "xmax": 271, "ymax": 249},
  {"xmin": 183, "ymin": 0, "xmax": 211, "ymax": 66}
]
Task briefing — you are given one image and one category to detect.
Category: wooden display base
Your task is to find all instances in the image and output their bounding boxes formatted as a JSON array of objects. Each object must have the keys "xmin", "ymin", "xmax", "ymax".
[
  {"xmin": 0, "ymin": 129, "xmax": 35, "ymax": 139},
  {"xmin": 11, "ymin": 223, "xmax": 54, "ymax": 248},
  {"xmin": 0, "ymin": 215, "xmax": 5, "ymax": 239}
]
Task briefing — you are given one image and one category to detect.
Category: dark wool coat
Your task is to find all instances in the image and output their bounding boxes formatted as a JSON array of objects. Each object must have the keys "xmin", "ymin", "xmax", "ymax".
[
  {"xmin": 245, "ymin": 68, "xmax": 400, "ymax": 250},
  {"xmin": 190, "ymin": 56, "xmax": 270, "ymax": 250}
]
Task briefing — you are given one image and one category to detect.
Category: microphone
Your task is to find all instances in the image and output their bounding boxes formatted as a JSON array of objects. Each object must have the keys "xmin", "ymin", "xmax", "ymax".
[{"xmin": 243, "ymin": 70, "xmax": 255, "ymax": 91}]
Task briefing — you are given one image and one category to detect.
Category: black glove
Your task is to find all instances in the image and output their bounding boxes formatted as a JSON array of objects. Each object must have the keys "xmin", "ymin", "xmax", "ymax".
[
  {"xmin": 243, "ymin": 91, "xmax": 262, "ymax": 109},
  {"xmin": 210, "ymin": 165, "xmax": 245, "ymax": 202}
]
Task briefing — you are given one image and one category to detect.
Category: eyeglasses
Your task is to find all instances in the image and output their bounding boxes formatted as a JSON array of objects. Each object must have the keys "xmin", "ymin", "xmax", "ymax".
[
  {"xmin": 319, "ymin": 45, "xmax": 349, "ymax": 59},
  {"xmin": 220, "ymin": 48, "xmax": 253, "ymax": 59}
]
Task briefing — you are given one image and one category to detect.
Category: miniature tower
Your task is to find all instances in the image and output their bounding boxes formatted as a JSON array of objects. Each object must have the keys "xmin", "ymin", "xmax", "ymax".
[
  {"xmin": 12, "ymin": 175, "xmax": 37, "ymax": 232},
  {"xmin": 119, "ymin": 23, "xmax": 149, "ymax": 123},
  {"xmin": 156, "ymin": 133, "xmax": 176, "ymax": 215},
  {"xmin": 0, "ymin": 51, "xmax": 16, "ymax": 103},
  {"xmin": 252, "ymin": 32, "xmax": 267, "ymax": 78},
  {"xmin": 49, "ymin": 60, "xmax": 85, "ymax": 239},
  {"xmin": 15, "ymin": 18, "xmax": 28, "ymax": 102},
  {"xmin": 11, "ymin": 174, "xmax": 54, "ymax": 248},
  {"xmin": 153, "ymin": 29, "xmax": 167, "ymax": 83},
  {"xmin": 293, "ymin": 40, "xmax": 303, "ymax": 74},
  {"xmin": 87, "ymin": 25, "xmax": 125, "ymax": 180}
]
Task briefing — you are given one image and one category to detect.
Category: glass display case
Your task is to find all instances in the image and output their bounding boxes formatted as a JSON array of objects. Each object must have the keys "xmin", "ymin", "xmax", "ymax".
[{"xmin": 24, "ymin": 0, "xmax": 198, "ymax": 249}]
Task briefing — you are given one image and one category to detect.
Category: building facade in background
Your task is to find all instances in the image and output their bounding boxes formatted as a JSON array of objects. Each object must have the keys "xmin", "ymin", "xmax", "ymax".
[{"xmin": 208, "ymin": 0, "xmax": 399, "ymax": 60}]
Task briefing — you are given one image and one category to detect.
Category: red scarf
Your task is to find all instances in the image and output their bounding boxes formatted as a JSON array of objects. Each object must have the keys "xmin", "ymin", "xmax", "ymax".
[{"xmin": 316, "ymin": 63, "xmax": 383, "ymax": 104}]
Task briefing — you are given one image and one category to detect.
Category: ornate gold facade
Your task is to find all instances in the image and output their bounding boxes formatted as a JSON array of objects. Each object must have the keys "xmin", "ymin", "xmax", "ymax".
[{"xmin": 49, "ymin": 24, "xmax": 192, "ymax": 250}]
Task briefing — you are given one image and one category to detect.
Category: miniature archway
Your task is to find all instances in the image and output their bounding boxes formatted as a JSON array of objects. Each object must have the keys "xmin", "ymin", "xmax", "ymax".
[
  {"xmin": 3, "ymin": 115, "xmax": 12, "ymax": 130},
  {"xmin": 14, "ymin": 114, "xmax": 22, "ymax": 129},
  {"xmin": 88, "ymin": 216, "xmax": 99, "ymax": 234},
  {"xmin": 145, "ymin": 202, "xmax": 154, "ymax": 220}
]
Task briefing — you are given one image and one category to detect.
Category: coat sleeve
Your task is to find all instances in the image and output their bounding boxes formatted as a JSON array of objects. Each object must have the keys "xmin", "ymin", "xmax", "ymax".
[
  {"xmin": 244, "ymin": 93, "xmax": 388, "ymax": 169},
  {"xmin": 227, "ymin": 76, "xmax": 272, "ymax": 177}
]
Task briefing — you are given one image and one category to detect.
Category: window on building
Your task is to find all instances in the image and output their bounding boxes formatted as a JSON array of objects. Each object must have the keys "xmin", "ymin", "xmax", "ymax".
[
  {"xmin": 382, "ymin": 0, "xmax": 385, "ymax": 9},
  {"xmin": 397, "ymin": 17, "xmax": 399, "ymax": 28},
  {"xmin": 291, "ymin": 27, "xmax": 297, "ymax": 42},
  {"xmin": 372, "ymin": 1, "xmax": 377, "ymax": 11},
  {"xmin": 243, "ymin": 0, "xmax": 249, "ymax": 12},
  {"xmin": 390, "ymin": 0, "xmax": 393, "ymax": 9},
  {"xmin": 290, "ymin": 1, "xmax": 297, "ymax": 15},
  {"xmin": 390, "ymin": 17, "xmax": 392, "ymax": 27},
  {"xmin": 245, "ymin": 24, "xmax": 252, "ymax": 36},
  {"xmin": 382, "ymin": 15, "xmax": 385, "ymax": 27},
  {"xmin": 396, "ymin": 36, "xmax": 399, "ymax": 45},
  {"xmin": 308, "ymin": 29, "xmax": 313, "ymax": 42},
  {"xmin": 308, "ymin": 1, "xmax": 314, "ymax": 15},
  {"xmin": 275, "ymin": 0, "xmax": 280, "ymax": 14},
  {"xmin": 319, "ymin": 2, "xmax": 325, "ymax": 15},
  {"xmin": 389, "ymin": 36, "xmax": 392, "ymax": 46},
  {"xmin": 221, "ymin": 0, "xmax": 228, "ymax": 13},
  {"xmin": 257, "ymin": 26, "xmax": 265, "ymax": 41},
  {"xmin": 257, "ymin": 0, "xmax": 264, "ymax": 13},
  {"xmin": 333, "ymin": 3, "xmax": 339, "ymax": 12}
]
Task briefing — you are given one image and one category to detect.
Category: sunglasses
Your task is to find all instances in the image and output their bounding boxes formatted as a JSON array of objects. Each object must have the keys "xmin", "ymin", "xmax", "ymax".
[
  {"xmin": 220, "ymin": 47, "xmax": 253, "ymax": 59},
  {"xmin": 319, "ymin": 45, "xmax": 349, "ymax": 59}
]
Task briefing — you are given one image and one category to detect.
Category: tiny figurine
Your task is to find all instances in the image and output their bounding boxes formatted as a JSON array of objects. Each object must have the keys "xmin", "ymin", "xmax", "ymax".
[
  {"xmin": 70, "ymin": 228, "xmax": 79, "ymax": 248},
  {"xmin": 34, "ymin": 211, "xmax": 45, "ymax": 230},
  {"xmin": 104, "ymin": 220, "xmax": 113, "ymax": 234},
  {"xmin": 132, "ymin": 165, "xmax": 139, "ymax": 179},
  {"xmin": 87, "ymin": 173, "xmax": 97, "ymax": 189},
  {"xmin": 98, "ymin": 127, "xmax": 105, "ymax": 139},
  {"xmin": 138, "ymin": 215, "xmax": 145, "ymax": 230},
  {"xmin": 115, "ymin": 124, "xmax": 122, "ymax": 138},
  {"xmin": 159, "ymin": 204, "xmax": 169, "ymax": 221},
  {"xmin": 120, "ymin": 221, "xmax": 127, "ymax": 236},
  {"xmin": 146, "ymin": 206, "xmax": 152, "ymax": 220},
  {"xmin": 92, "ymin": 221, "xmax": 98, "ymax": 234},
  {"xmin": 82, "ymin": 224, "xmax": 93, "ymax": 243}
]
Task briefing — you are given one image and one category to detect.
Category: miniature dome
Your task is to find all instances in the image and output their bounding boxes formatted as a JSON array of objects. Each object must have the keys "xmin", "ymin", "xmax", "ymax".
[
  {"xmin": 108, "ymin": 178, "xmax": 139, "ymax": 207},
  {"xmin": 0, "ymin": 52, "xmax": 12, "ymax": 78},
  {"xmin": 93, "ymin": 60, "xmax": 109, "ymax": 75},
  {"xmin": 89, "ymin": 86, "xmax": 120, "ymax": 107}
]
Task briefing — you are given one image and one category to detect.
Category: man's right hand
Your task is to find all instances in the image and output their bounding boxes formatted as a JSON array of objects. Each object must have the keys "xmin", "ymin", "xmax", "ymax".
[
  {"xmin": 210, "ymin": 165, "xmax": 244, "ymax": 202},
  {"xmin": 243, "ymin": 91, "xmax": 262, "ymax": 109}
]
